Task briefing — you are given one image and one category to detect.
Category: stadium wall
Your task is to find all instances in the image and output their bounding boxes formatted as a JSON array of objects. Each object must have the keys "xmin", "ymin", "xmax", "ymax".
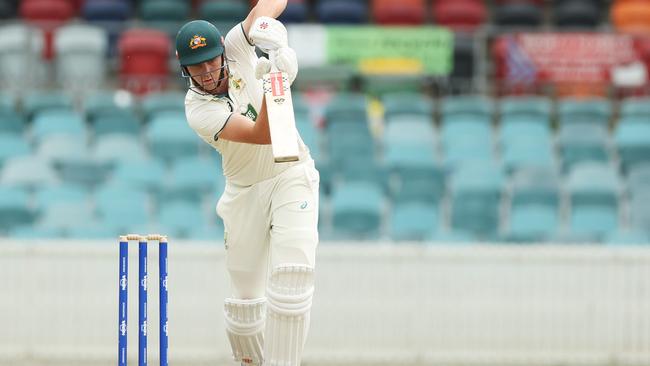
[{"xmin": 1, "ymin": 241, "xmax": 649, "ymax": 366}]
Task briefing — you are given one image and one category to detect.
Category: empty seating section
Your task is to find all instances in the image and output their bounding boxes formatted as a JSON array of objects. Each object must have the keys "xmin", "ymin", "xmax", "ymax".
[{"xmin": 0, "ymin": 1, "xmax": 647, "ymax": 244}]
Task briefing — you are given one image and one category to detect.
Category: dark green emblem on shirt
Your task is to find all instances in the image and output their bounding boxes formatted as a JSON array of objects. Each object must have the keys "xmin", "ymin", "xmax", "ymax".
[{"xmin": 243, "ymin": 103, "xmax": 258, "ymax": 121}]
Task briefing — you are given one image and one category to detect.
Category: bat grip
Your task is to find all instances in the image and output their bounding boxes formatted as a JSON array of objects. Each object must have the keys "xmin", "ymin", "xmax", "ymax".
[{"xmin": 268, "ymin": 49, "xmax": 278, "ymax": 72}]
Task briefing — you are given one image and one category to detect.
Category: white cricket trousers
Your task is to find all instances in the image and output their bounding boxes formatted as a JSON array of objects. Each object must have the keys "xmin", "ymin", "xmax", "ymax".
[{"xmin": 216, "ymin": 159, "xmax": 320, "ymax": 299}]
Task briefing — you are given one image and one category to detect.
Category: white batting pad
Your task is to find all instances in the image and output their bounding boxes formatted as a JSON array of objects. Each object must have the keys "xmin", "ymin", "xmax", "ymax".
[
  {"xmin": 223, "ymin": 297, "xmax": 266, "ymax": 365},
  {"xmin": 264, "ymin": 264, "xmax": 315, "ymax": 366}
]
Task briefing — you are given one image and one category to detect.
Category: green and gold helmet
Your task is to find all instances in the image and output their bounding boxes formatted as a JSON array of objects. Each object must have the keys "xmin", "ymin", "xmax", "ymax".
[{"xmin": 175, "ymin": 20, "xmax": 224, "ymax": 66}]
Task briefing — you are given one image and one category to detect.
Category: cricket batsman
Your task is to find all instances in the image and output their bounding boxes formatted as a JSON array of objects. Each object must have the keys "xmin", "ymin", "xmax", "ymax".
[{"xmin": 174, "ymin": 0, "xmax": 319, "ymax": 365}]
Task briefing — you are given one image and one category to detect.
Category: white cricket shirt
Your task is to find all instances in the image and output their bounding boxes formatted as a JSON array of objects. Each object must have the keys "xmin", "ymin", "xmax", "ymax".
[{"xmin": 184, "ymin": 23, "xmax": 310, "ymax": 186}]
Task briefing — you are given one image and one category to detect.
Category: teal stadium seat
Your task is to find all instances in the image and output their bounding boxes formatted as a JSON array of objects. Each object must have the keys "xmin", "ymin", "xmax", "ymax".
[
  {"xmin": 324, "ymin": 93, "xmax": 367, "ymax": 125},
  {"xmin": 0, "ymin": 93, "xmax": 24, "ymax": 134},
  {"xmin": 85, "ymin": 91, "xmax": 140, "ymax": 136},
  {"xmin": 36, "ymin": 201, "xmax": 95, "ymax": 235},
  {"xmin": 627, "ymin": 164, "xmax": 650, "ymax": 196},
  {"xmin": 620, "ymin": 97, "xmax": 650, "ymax": 119},
  {"xmin": 158, "ymin": 201, "xmax": 207, "ymax": 239},
  {"xmin": 558, "ymin": 97, "xmax": 611, "ymax": 127},
  {"xmin": 199, "ymin": 0, "xmax": 247, "ymax": 23},
  {"xmin": 31, "ymin": 110, "xmax": 86, "ymax": 144},
  {"xmin": 35, "ymin": 184, "xmax": 88, "ymax": 210},
  {"xmin": 164, "ymin": 156, "xmax": 223, "ymax": 203},
  {"xmin": 605, "ymin": 229, "xmax": 649, "ymax": 245},
  {"xmin": 54, "ymin": 23, "xmax": 108, "ymax": 93},
  {"xmin": 384, "ymin": 143, "xmax": 444, "ymax": 204},
  {"xmin": 140, "ymin": 0, "xmax": 190, "ymax": 39},
  {"xmin": 0, "ymin": 186, "xmax": 35, "ymax": 232},
  {"xmin": 441, "ymin": 116, "xmax": 493, "ymax": 165},
  {"xmin": 389, "ymin": 202, "xmax": 438, "ymax": 241},
  {"xmin": 499, "ymin": 96, "xmax": 552, "ymax": 121},
  {"xmin": 0, "ymin": 134, "xmax": 31, "ymax": 167},
  {"xmin": 22, "ymin": 91, "xmax": 74, "ymax": 120},
  {"xmin": 108, "ymin": 159, "xmax": 167, "ymax": 194},
  {"xmin": 567, "ymin": 163, "xmax": 621, "ymax": 240},
  {"xmin": 505, "ymin": 168, "xmax": 560, "ymax": 242},
  {"xmin": 10, "ymin": 225, "xmax": 63, "ymax": 239},
  {"xmin": 381, "ymin": 92, "xmax": 434, "ymax": 120},
  {"xmin": 94, "ymin": 134, "xmax": 148, "ymax": 163},
  {"xmin": 331, "ymin": 181, "xmax": 384, "ymax": 240},
  {"xmin": 1, "ymin": 155, "xmax": 58, "ymax": 188},
  {"xmin": 441, "ymin": 95, "xmax": 494, "ymax": 119},
  {"xmin": 37, "ymin": 135, "xmax": 88, "ymax": 164},
  {"xmin": 630, "ymin": 192, "xmax": 650, "ymax": 233},
  {"xmin": 559, "ymin": 123, "xmax": 610, "ymax": 172},
  {"xmin": 146, "ymin": 110, "xmax": 200, "ymax": 161},
  {"xmin": 499, "ymin": 116, "xmax": 552, "ymax": 147},
  {"xmin": 383, "ymin": 119, "xmax": 436, "ymax": 146},
  {"xmin": 615, "ymin": 117, "xmax": 650, "ymax": 173},
  {"xmin": 141, "ymin": 91, "xmax": 186, "ymax": 121},
  {"xmin": 95, "ymin": 184, "xmax": 151, "ymax": 234},
  {"xmin": 450, "ymin": 161, "xmax": 505, "ymax": 239}
]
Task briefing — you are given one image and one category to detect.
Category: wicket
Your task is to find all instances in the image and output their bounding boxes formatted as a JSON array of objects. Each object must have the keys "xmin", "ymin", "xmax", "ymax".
[{"xmin": 118, "ymin": 234, "xmax": 169, "ymax": 366}]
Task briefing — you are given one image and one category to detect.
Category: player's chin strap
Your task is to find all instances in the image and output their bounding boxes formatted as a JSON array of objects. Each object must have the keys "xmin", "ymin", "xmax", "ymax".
[
  {"xmin": 182, "ymin": 54, "xmax": 233, "ymax": 97},
  {"xmin": 264, "ymin": 264, "xmax": 315, "ymax": 366},
  {"xmin": 224, "ymin": 297, "xmax": 266, "ymax": 365}
]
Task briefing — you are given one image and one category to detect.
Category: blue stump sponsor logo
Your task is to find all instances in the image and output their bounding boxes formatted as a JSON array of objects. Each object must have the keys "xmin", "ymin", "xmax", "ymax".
[
  {"xmin": 120, "ymin": 275, "xmax": 127, "ymax": 291},
  {"xmin": 162, "ymin": 277, "xmax": 168, "ymax": 291},
  {"xmin": 141, "ymin": 275, "xmax": 147, "ymax": 291},
  {"xmin": 163, "ymin": 320, "xmax": 168, "ymax": 336},
  {"xmin": 141, "ymin": 321, "xmax": 147, "ymax": 336},
  {"xmin": 120, "ymin": 320, "xmax": 127, "ymax": 336}
]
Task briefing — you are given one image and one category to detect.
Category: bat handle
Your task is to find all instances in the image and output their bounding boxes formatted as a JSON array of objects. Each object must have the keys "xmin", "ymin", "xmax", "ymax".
[{"xmin": 268, "ymin": 49, "xmax": 278, "ymax": 72}]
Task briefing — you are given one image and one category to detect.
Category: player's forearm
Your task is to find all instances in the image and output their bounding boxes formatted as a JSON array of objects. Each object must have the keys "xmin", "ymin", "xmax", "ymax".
[
  {"xmin": 251, "ymin": 97, "xmax": 271, "ymax": 145},
  {"xmin": 243, "ymin": 0, "xmax": 287, "ymax": 36}
]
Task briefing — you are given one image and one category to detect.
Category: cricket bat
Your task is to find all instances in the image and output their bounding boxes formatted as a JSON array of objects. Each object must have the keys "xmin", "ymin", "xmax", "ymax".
[{"xmin": 262, "ymin": 53, "xmax": 300, "ymax": 163}]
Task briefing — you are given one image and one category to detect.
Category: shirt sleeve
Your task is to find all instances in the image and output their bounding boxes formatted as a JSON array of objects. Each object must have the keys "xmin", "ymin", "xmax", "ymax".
[
  {"xmin": 186, "ymin": 97, "xmax": 233, "ymax": 145},
  {"xmin": 224, "ymin": 22, "xmax": 257, "ymax": 68}
]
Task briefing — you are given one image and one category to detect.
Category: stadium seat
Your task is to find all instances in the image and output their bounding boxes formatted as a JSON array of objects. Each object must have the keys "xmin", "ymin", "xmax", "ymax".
[
  {"xmin": 0, "ymin": 186, "xmax": 35, "ymax": 232},
  {"xmin": 0, "ymin": 134, "xmax": 30, "ymax": 167},
  {"xmin": 141, "ymin": 91, "xmax": 186, "ymax": 121},
  {"xmin": 558, "ymin": 123, "xmax": 610, "ymax": 171},
  {"xmin": 441, "ymin": 116, "xmax": 493, "ymax": 165},
  {"xmin": 384, "ymin": 143, "xmax": 444, "ymax": 204},
  {"xmin": 158, "ymin": 201, "xmax": 207, "ymax": 239},
  {"xmin": 85, "ymin": 90, "xmax": 140, "ymax": 136},
  {"xmin": 31, "ymin": 110, "xmax": 87, "ymax": 144},
  {"xmin": 278, "ymin": 0, "xmax": 308, "ymax": 23},
  {"xmin": 381, "ymin": 92, "xmax": 434, "ymax": 120},
  {"xmin": 0, "ymin": 109, "xmax": 24, "ymax": 135},
  {"xmin": 53, "ymin": 24, "xmax": 108, "ymax": 93},
  {"xmin": 372, "ymin": 0, "xmax": 426, "ymax": 25},
  {"xmin": 35, "ymin": 183, "xmax": 88, "ymax": 210},
  {"xmin": 0, "ymin": 23, "xmax": 44, "ymax": 93},
  {"xmin": 146, "ymin": 111, "xmax": 200, "ymax": 162},
  {"xmin": 10, "ymin": 225, "xmax": 63, "ymax": 238},
  {"xmin": 615, "ymin": 116, "xmax": 650, "ymax": 173},
  {"xmin": 493, "ymin": 0, "xmax": 543, "ymax": 27},
  {"xmin": 324, "ymin": 93, "xmax": 368, "ymax": 125},
  {"xmin": 449, "ymin": 161, "xmax": 505, "ymax": 239},
  {"xmin": 500, "ymin": 117, "xmax": 552, "ymax": 148},
  {"xmin": 81, "ymin": 0, "xmax": 132, "ymax": 57},
  {"xmin": 93, "ymin": 134, "xmax": 148, "ymax": 163},
  {"xmin": 499, "ymin": 95, "xmax": 552, "ymax": 122},
  {"xmin": 199, "ymin": 0, "xmax": 247, "ymax": 29},
  {"xmin": 553, "ymin": 0, "xmax": 601, "ymax": 28},
  {"xmin": 630, "ymin": 192, "xmax": 650, "ymax": 232},
  {"xmin": 505, "ymin": 167, "xmax": 561, "ymax": 242},
  {"xmin": 627, "ymin": 163, "xmax": 650, "ymax": 196},
  {"xmin": 441, "ymin": 95, "xmax": 494, "ymax": 120},
  {"xmin": 139, "ymin": 0, "xmax": 190, "ymax": 39},
  {"xmin": 22, "ymin": 91, "xmax": 74, "ymax": 121},
  {"xmin": 95, "ymin": 183, "xmax": 151, "ymax": 233},
  {"xmin": 0, "ymin": 155, "xmax": 58, "ymax": 188},
  {"xmin": 557, "ymin": 97, "xmax": 611, "ymax": 127},
  {"xmin": 611, "ymin": 0, "xmax": 650, "ymax": 33},
  {"xmin": 19, "ymin": 0, "xmax": 75, "ymax": 59},
  {"xmin": 567, "ymin": 163, "xmax": 621, "ymax": 239},
  {"xmin": 67, "ymin": 223, "xmax": 118, "ymax": 239},
  {"xmin": 36, "ymin": 201, "xmax": 95, "ymax": 233},
  {"xmin": 389, "ymin": 202, "xmax": 438, "ymax": 241},
  {"xmin": 432, "ymin": 0, "xmax": 487, "ymax": 32},
  {"xmin": 605, "ymin": 229, "xmax": 649, "ymax": 245},
  {"xmin": 36, "ymin": 135, "xmax": 88, "ymax": 164},
  {"xmin": 164, "ymin": 156, "xmax": 223, "ymax": 203},
  {"xmin": 118, "ymin": 28, "xmax": 171, "ymax": 95},
  {"xmin": 331, "ymin": 181, "xmax": 384, "ymax": 240},
  {"xmin": 620, "ymin": 97, "xmax": 650, "ymax": 118},
  {"xmin": 502, "ymin": 138, "xmax": 557, "ymax": 174},
  {"xmin": 383, "ymin": 119, "xmax": 436, "ymax": 145},
  {"xmin": 316, "ymin": 0, "xmax": 368, "ymax": 24},
  {"xmin": 108, "ymin": 159, "xmax": 167, "ymax": 193}
]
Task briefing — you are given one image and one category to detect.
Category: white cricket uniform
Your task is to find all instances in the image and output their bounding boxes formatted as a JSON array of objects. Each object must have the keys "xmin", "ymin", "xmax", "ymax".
[{"xmin": 184, "ymin": 23, "xmax": 319, "ymax": 299}]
